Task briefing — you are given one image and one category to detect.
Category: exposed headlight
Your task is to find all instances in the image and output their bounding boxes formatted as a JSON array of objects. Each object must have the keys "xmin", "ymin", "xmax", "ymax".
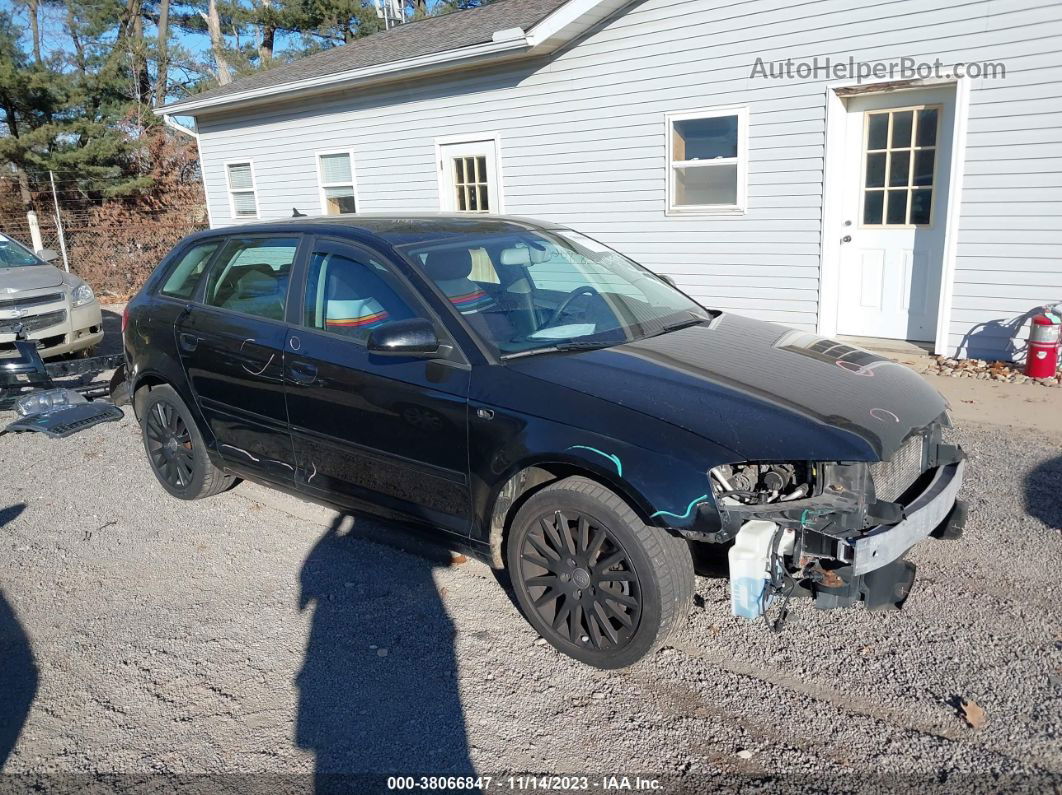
[{"xmin": 71, "ymin": 283, "xmax": 95, "ymax": 307}]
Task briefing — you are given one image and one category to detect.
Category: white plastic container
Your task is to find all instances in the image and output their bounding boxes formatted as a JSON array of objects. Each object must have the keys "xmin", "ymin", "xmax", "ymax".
[{"xmin": 728, "ymin": 520, "xmax": 782, "ymax": 619}]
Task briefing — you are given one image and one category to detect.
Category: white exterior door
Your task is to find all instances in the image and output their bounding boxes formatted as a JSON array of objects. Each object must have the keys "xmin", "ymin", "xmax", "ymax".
[
  {"xmin": 438, "ymin": 139, "xmax": 501, "ymax": 214},
  {"xmin": 835, "ymin": 88, "xmax": 954, "ymax": 341}
]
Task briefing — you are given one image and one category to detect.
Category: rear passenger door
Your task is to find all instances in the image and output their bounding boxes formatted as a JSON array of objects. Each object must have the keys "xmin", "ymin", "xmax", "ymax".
[
  {"xmin": 284, "ymin": 238, "xmax": 473, "ymax": 534},
  {"xmin": 175, "ymin": 235, "xmax": 302, "ymax": 483}
]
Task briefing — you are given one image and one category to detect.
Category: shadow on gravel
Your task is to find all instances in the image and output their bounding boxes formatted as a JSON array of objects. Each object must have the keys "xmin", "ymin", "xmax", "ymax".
[
  {"xmin": 0, "ymin": 503, "xmax": 36, "ymax": 770},
  {"xmin": 296, "ymin": 513, "xmax": 475, "ymax": 791},
  {"xmin": 1024, "ymin": 455, "xmax": 1062, "ymax": 531}
]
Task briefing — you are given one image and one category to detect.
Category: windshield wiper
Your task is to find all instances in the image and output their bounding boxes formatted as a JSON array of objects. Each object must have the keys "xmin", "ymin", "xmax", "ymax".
[
  {"xmin": 502, "ymin": 340, "xmax": 619, "ymax": 360},
  {"xmin": 641, "ymin": 315, "xmax": 712, "ymax": 340}
]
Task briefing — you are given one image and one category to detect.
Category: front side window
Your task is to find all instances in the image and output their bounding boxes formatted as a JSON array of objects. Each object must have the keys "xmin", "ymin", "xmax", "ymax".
[
  {"xmin": 0, "ymin": 232, "xmax": 45, "ymax": 268},
  {"xmin": 303, "ymin": 248, "xmax": 415, "ymax": 342},
  {"xmin": 159, "ymin": 241, "xmax": 221, "ymax": 299},
  {"xmin": 317, "ymin": 152, "xmax": 358, "ymax": 215},
  {"xmin": 402, "ymin": 229, "xmax": 709, "ymax": 357},
  {"xmin": 226, "ymin": 162, "xmax": 258, "ymax": 218},
  {"xmin": 667, "ymin": 107, "xmax": 748, "ymax": 214},
  {"xmin": 205, "ymin": 237, "xmax": 298, "ymax": 320}
]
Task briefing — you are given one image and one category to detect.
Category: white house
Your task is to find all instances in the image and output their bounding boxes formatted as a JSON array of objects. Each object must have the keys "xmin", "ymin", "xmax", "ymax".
[{"xmin": 159, "ymin": 0, "xmax": 1062, "ymax": 361}]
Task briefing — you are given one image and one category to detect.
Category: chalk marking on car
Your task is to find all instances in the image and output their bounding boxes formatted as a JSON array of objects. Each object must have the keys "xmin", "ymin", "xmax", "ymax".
[
  {"xmin": 566, "ymin": 445, "xmax": 622, "ymax": 476},
  {"xmin": 651, "ymin": 494, "xmax": 710, "ymax": 521}
]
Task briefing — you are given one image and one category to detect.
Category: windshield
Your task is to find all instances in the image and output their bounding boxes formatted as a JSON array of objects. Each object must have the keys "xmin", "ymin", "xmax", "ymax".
[
  {"xmin": 0, "ymin": 233, "xmax": 45, "ymax": 268},
  {"xmin": 402, "ymin": 228, "xmax": 710, "ymax": 356}
]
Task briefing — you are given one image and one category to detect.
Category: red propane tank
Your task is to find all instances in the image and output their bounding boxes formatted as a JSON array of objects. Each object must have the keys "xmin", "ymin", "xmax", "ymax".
[{"xmin": 1026, "ymin": 313, "xmax": 1061, "ymax": 379}]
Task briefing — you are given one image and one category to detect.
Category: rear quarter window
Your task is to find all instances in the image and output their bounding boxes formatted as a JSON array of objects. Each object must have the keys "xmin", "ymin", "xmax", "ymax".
[{"xmin": 159, "ymin": 241, "xmax": 222, "ymax": 299}]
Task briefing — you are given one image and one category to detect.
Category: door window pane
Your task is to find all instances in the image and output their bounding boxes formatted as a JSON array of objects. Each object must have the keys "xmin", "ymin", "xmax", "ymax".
[
  {"xmin": 913, "ymin": 150, "xmax": 935, "ymax": 186},
  {"xmin": 865, "ymin": 152, "xmax": 886, "ymax": 188},
  {"xmin": 861, "ymin": 106, "xmax": 939, "ymax": 226},
  {"xmin": 160, "ymin": 241, "xmax": 220, "ymax": 300},
  {"xmin": 205, "ymin": 238, "xmax": 298, "ymax": 321},
  {"xmin": 888, "ymin": 151, "xmax": 911, "ymax": 187},
  {"xmin": 867, "ymin": 113, "xmax": 889, "ymax": 150},
  {"xmin": 917, "ymin": 108, "xmax": 938, "ymax": 146},
  {"xmin": 890, "ymin": 111, "xmax": 913, "ymax": 148},
  {"xmin": 304, "ymin": 250, "xmax": 415, "ymax": 342},
  {"xmin": 886, "ymin": 190, "xmax": 908, "ymax": 225},
  {"xmin": 910, "ymin": 189, "xmax": 933, "ymax": 225},
  {"xmin": 863, "ymin": 190, "xmax": 884, "ymax": 225}
]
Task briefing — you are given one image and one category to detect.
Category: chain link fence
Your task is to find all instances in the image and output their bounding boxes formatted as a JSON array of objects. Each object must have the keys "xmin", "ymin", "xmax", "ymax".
[{"xmin": 3, "ymin": 202, "xmax": 209, "ymax": 300}]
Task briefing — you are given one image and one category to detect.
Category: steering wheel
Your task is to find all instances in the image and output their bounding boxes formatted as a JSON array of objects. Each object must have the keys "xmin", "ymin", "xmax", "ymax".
[{"xmin": 545, "ymin": 285, "xmax": 600, "ymax": 327}]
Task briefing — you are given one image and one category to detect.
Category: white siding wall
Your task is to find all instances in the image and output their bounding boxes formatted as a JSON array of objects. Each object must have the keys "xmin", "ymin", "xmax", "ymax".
[{"xmin": 196, "ymin": 0, "xmax": 1062, "ymax": 358}]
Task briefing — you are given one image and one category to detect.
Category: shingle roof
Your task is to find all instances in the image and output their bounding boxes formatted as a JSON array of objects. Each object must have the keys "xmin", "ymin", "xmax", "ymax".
[{"xmin": 177, "ymin": 0, "xmax": 569, "ymax": 109}]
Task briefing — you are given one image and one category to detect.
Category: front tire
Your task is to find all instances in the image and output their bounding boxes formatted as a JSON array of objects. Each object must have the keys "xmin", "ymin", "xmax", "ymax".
[
  {"xmin": 137, "ymin": 384, "xmax": 232, "ymax": 500},
  {"xmin": 506, "ymin": 476, "xmax": 694, "ymax": 669}
]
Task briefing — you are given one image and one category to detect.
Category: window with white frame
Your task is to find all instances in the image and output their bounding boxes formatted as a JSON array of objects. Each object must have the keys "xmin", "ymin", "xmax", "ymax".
[
  {"xmin": 226, "ymin": 162, "xmax": 258, "ymax": 218},
  {"xmin": 317, "ymin": 151, "xmax": 358, "ymax": 215},
  {"xmin": 666, "ymin": 107, "xmax": 748, "ymax": 214}
]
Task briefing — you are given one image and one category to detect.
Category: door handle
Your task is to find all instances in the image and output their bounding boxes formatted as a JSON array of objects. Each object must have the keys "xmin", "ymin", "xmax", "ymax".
[
  {"xmin": 289, "ymin": 361, "xmax": 318, "ymax": 385},
  {"xmin": 179, "ymin": 332, "xmax": 199, "ymax": 352},
  {"xmin": 841, "ymin": 235, "xmax": 853, "ymax": 244}
]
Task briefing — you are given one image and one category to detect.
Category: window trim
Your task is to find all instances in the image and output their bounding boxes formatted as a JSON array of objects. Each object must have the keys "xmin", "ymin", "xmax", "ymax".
[
  {"xmin": 665, "ymin": 105, "xmax": 749, "ymax": 216},
  {"xmin": 224, "ymin": 159, "xmax": 260, "ymax": 220},
  {"xmin": 314, "ymin": 148, "xmax": 360, "ymax": 216}
]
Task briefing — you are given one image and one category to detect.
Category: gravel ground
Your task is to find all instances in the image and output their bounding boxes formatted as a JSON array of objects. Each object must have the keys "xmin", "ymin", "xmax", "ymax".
[{"xmin": 0, "ymin": 322, "xmax": 1060, "ymax": 791}]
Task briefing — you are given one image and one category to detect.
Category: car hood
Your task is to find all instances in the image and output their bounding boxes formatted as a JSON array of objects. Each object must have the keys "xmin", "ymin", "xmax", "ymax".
[
  {"xmin": 0, "ymin": 265, "xmax": 65, "ymax": 293},
  {"xmin": 506, "ymin": 313, "xmax": 947, "ymax": 462}
]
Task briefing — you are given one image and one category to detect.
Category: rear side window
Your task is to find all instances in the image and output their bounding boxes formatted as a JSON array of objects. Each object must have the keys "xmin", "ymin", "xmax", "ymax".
[
  {"xmin": 303, "ymin": 248, "xmax": 415, "ymax": 342},
  {"xmin": 205, "ymin": 237, "xmax": 298, "ymax": 321},
  {"xmin": 159, "ymin": 241, "xmax": 220, "ymax": 299}
]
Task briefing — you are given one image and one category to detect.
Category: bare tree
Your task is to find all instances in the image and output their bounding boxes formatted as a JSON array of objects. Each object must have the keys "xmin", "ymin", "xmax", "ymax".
[
  {"xmin": 257, "ymin": 0, "xmax": 275, "ymax": 64},
  {"xmin": 155, "ymin": 0, "xmax": 169, "ymax": 105},
  {"xmin": 200, "ymin": 0, "xmax": 233, "ymax": 85}
]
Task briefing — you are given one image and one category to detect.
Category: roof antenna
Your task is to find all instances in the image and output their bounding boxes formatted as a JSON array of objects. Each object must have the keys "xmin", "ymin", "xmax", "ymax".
[{"xmin": 292, "ymin": 207, "xmax": 307, "ymax": 217}]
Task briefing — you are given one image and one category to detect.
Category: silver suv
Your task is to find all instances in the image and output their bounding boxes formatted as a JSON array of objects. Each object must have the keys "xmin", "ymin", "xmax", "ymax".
[{"xmin": 0, "ymin": 232, "xmax": 103, "ymax": 359}]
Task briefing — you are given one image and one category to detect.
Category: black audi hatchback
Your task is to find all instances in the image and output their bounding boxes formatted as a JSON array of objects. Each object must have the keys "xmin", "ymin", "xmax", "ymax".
[{"xmin": 124, "ymin": 215, "xmax": 966, "ymax": 668}]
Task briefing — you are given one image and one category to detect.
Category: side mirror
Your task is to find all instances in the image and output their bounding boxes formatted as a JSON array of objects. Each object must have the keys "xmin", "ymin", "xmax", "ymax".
[
  {"xmin": 658, "ymin": 273, "xmax": 677, "ymax": 288},
  {"xmin": 367, "ymin": 318, "xmax": 441, "ymax": 357},
  {"xmin": 36, "ymin": 248, "xmax": 60, "ymax": 263}
]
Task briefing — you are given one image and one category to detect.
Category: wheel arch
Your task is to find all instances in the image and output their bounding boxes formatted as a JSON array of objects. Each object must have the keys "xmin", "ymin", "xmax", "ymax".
[{"xmin": 485, "ymin": 458, "xmax": 657, "ymax": 569}]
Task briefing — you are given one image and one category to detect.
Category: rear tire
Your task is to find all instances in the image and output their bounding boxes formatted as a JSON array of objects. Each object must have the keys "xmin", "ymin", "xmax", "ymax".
[
  {"xmin": 137, "ymin": 384, "xmax": 232, "ymax": 500},
  {"xmin": 506, "ymin": 476, "xmax": 694, "ymax": 669}
]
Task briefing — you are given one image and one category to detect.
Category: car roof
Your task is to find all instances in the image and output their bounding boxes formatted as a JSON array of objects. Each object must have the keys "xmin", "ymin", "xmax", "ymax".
[{"xmin": 188, "ymin": 214, "xmax": 564, "ymax": 248}]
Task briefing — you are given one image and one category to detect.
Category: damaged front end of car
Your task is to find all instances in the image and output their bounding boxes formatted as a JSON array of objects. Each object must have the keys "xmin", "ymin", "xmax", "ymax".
[{"xmin": 688, "ymin": 419, "xmax": 966, "ymax": 621}]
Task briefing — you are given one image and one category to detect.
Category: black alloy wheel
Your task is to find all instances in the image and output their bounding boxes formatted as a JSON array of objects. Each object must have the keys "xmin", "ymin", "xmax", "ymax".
[
  {"xmin": 136, "ymin": 384, "xmax": 233, "ymax": 500},
  {"xmin": 507, "ymin": 476, "xmax": 694, "ymax": 669},
  {"xmin": 144, "ymin": 399, "xmax": 195, "ymax": 490},
  {"xmin": 517, "ymin": 509, "xmax": 642, "ymax": 651}
]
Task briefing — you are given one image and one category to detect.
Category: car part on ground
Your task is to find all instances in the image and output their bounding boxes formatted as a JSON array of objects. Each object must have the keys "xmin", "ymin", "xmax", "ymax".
[
  {"xmin": 3, "ymin": 398, "xmax": 124, "ymax": 438},
  {"xmin": 0, "ymin": 329, "xmax": 126, "ymax": 410}
]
